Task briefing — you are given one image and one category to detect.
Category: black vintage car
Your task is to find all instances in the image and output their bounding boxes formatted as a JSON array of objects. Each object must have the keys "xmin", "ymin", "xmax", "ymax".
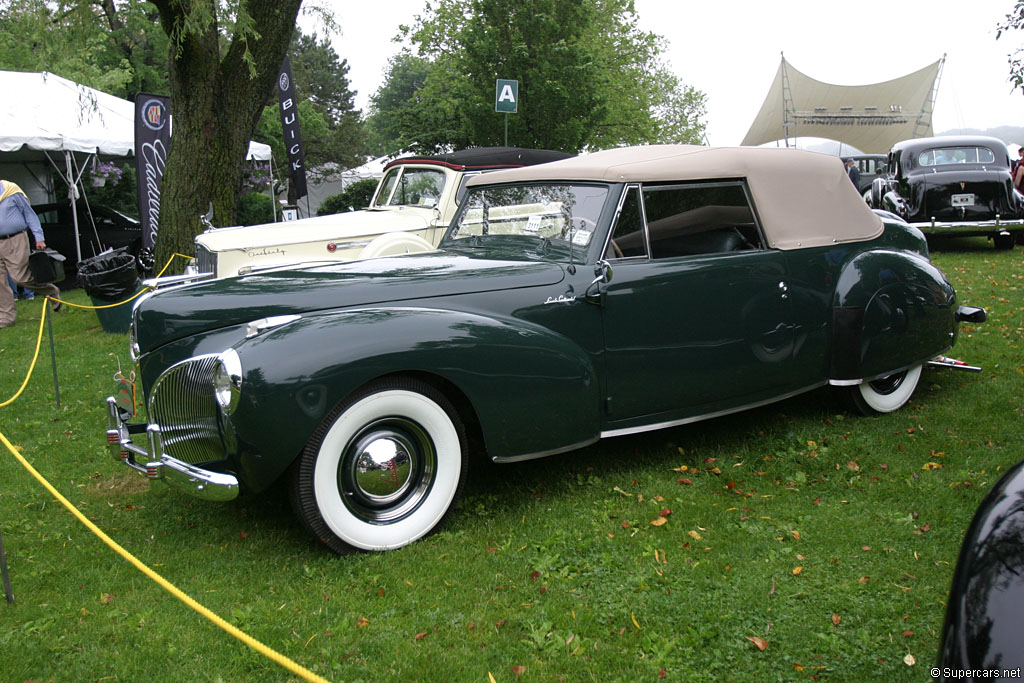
[
  {"xmin": 33, "ymin": 201, "xmax": 142, "ymax": 274},
  {"xmin": 865, "ymin": 136, "xmax": 1024, "ymax": 249}
]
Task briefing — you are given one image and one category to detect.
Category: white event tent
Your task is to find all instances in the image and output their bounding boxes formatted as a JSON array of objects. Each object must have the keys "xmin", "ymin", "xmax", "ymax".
[{"xmin": 0, "ymin": 70, "xmax": 272, "ymax": 261}]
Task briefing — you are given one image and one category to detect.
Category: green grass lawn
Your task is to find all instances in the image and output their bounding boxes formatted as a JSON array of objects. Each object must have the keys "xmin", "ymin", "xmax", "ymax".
[{"xmin": 1, "ymin": 237, "xmax": 1021, "ymax": 681}]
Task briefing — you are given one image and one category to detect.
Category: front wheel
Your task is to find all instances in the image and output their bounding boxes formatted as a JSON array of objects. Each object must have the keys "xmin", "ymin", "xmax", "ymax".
[
  {"xmin": 290, "ymin": 378, "xmax": 468, "ymax": 554},
  {"xmin": 848, "ymin": 363, "xmax": 923, "ymax": 415}
]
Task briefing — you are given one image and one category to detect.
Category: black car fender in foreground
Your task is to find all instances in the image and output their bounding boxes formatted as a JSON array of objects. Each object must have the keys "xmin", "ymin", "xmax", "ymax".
[{"xmin": 938, "ymin": 459, "xmax": 1024, "ymax": 679}]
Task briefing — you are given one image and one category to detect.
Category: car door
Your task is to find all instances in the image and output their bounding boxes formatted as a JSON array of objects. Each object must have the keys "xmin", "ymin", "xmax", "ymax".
[{"xmin": 600, "ymin": 181, "xmax": 796, "ymax": 426}]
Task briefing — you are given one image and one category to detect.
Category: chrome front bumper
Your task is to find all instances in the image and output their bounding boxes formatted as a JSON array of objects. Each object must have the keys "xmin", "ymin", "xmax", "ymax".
[
  {"xmin": 105, "ymin": 397, "xmax": 239, "ymax": 501},
  {"xmin": 911, "ymin": 217, "xmax": 1024, "ymax": 235}
]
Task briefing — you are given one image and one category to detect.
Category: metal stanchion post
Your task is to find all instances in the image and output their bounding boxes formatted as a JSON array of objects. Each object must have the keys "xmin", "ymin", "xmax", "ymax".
[
  {"xmin": 0, "ymin": 527, "xmax": 13, "ymax": 603},
  {"xmin": 47, "ymin": 305, "xmax": 60, "ymax": 409}
]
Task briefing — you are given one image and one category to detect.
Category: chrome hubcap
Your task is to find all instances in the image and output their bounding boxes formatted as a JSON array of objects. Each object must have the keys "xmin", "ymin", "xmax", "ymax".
[
  {"xmin": 869, "ymin": 370, "xmax": 907, "ymax": 396},
  {"xmin": 340, "ymin": 418, "xmax": 435, "ymax": 524}
]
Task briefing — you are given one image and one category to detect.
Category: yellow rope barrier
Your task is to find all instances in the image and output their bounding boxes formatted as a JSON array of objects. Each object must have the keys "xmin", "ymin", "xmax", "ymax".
[
  {"xmin": 1, "ymin": 254, "xmax": 331, "ymax": 682},
  {"xmin": 0, "ymin": 303, "xmax": 47, "ymax": 408},
  {"xmin": 0, "ymin": 431, "xmax": 330, "ymax": 683}
]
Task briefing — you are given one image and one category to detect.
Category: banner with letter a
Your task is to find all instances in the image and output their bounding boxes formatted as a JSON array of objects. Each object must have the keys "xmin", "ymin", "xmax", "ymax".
[
  {"xmin": 133, "ymin": 93, "xmax": 171, "ymax": 264},
  {"xmin": 277, "ymin": 55, "xmax": 307, "ymax": 200}
]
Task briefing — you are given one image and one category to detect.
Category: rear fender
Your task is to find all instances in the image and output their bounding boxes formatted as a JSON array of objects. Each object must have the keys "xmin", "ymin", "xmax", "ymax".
[
  {"xmin": 831, "ymin": 250, "xmax": 956, "ymax": 380},
  {"xmin": 230, "ymin": 307, "xmax": 599, "ymax": 491}
]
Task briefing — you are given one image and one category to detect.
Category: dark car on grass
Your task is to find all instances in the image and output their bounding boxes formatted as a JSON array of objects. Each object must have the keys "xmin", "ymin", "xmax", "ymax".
[
  {"xmin": 106, "ymin": 145, "xmax": 985, "ymax": 555},
  {"xmin": 865, "ymin": 135, "xmax": 1024, "ymax": 249},
  {"xmin": 34, "ymin": 201, "xmax": 141, "ymax": 274}
]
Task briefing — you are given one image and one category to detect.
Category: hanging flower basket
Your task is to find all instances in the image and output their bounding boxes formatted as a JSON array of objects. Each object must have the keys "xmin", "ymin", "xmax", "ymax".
[{"xmin": 88, "ymin": 161, "xmax": 123, "ymax": 188}]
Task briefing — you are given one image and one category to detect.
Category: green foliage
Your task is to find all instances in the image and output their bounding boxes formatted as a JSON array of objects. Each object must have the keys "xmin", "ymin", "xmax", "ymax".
[
  {"xmin": 366, "ymin": 53, "xmax": 435, "ymax": 156},
  {"xmin": 367, "ymin": 0, "xmax": 707, "ymax": 154},
  {"xmin": 0, "ymin": 0, "xmax": 168, "ymax": 98},
  {"xmin": 997, "ymin": 1, "xmax": 1024, "ymax": 93},
  {"xmin": 317, "ymin": 177, "xmax": 378, "ymax": 215},
  {"xmin": 235, "ymin": 191, "xmax": 275, "ymax": 225},
  {"xmin": 0, "ymin": 237, "xmax": 1020, "ymax": 681}
]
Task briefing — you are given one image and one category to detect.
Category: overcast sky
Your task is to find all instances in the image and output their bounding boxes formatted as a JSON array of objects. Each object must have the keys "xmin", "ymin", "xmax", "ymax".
[{"xmin": 307, "ymin": 0, "xmax": 1024, "ymax": 147}]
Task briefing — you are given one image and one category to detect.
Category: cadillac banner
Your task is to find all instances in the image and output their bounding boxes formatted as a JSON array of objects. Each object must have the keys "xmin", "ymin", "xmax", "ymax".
[
  {"xmin": 277, "ymin": 55, "xmax": 307, "ymax": 200},
  {"xmin": 133, "ymin": 93, "xmax": 171, "ymax": 264}
]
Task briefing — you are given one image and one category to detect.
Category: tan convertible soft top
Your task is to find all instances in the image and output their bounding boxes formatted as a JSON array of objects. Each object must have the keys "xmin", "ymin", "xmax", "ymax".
[{"xmin": 465, "ymin": 145, "xmax": 883, "ymax": 250}]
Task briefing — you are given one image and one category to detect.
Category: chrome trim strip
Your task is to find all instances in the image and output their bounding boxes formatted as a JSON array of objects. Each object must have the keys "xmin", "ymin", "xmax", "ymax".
[
  {"xmin": 599, "ymin": 383, "xmax": 825, "ymax": 439},
  {"xmin": 141, "ymin": 272, "xmax": 214, "ymax": 289},
  {"xmin": 491, "ymin": 436, "xmax": 600, "ymax": 463},
  {"xmin": 828, "ymin": 379, "xmax": 862, "ymax": 387}
]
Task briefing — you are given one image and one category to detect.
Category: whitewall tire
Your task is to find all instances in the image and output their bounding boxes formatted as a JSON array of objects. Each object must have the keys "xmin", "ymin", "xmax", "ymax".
[
  {"xmin": 291, "ymin": 378, "xmax": 467, "ymax": 553},
  {"xmin": 850, "ymin": 363, "xmax": 923, "ymax": 415}
]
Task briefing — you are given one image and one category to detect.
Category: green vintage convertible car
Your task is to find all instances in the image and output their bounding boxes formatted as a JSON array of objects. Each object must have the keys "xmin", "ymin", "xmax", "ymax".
[{"xmin": 106, "ymin": 145, "xmax": 985, "ymax": 554}]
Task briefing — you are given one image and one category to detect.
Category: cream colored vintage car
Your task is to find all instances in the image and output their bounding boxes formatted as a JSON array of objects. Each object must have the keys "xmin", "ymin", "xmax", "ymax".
[{"xmin": 191, "ymin": 147, "xmax": 573, "ymax": 278}]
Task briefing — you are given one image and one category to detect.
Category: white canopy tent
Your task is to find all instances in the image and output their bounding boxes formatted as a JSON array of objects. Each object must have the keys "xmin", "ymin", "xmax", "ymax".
[
  {"xmin": 0, "ymin": 70, "xmax": 272, "ymax": 260},
  {"xmin": 741, "ymin": 56, "xmax": 944, "ymax": 154}
]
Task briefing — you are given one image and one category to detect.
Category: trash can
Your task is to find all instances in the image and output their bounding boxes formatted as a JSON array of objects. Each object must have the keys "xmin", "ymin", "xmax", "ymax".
[{"xmin": 77, "ymin": 248, "xmax": 142, "ymax": 334}]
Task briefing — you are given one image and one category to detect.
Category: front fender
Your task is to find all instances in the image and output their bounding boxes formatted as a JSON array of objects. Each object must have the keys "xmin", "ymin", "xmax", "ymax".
[
  {"xmin": 230, "ymin": 307, "xmax": 599, "ymax": 491},
  {"xmin": 831, "ymin": 250, "xmax": 955, "ymax": 380}
]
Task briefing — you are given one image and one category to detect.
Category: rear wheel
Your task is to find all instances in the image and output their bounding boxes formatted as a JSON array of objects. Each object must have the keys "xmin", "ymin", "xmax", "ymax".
[
  {"xmin": 290, "ymin": 378, "xmax": 468, "ymax": 554},
  {"xmin": 848, "ymin": 363, "xmax": 923, "ymax": 415},
  {"xmin": 994, "ymin": 232, "xmax": 1015, "ymax": 250}
]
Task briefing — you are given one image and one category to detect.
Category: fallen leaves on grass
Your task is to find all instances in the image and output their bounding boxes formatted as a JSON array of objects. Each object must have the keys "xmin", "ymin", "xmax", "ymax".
[{"xmin": 746, "ymin": 636, "xmax": 768, "ymax": 651}]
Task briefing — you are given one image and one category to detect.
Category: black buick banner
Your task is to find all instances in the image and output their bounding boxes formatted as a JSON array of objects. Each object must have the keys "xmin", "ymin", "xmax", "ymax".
[
  {"xmin": 277, "ymin": 55, "xmax": 307, "ymax": 199},
  {"xmin": 133, "ymin": 93, "xmax": 171, "ymax": 259}
]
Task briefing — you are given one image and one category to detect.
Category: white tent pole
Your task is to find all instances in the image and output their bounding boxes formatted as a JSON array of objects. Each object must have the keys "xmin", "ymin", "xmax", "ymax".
[{"xmin": 65, "ymin": 151, "xmax": 82, "ymax": 265}]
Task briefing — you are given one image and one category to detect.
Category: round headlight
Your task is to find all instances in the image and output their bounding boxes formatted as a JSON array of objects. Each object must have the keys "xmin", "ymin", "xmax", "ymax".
[{"xmin": 213, "ymin": 348, "xmax": 242, "ymax": 415}]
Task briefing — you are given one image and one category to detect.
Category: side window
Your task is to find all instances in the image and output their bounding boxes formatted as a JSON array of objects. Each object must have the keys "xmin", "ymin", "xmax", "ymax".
[
  {"xmin": 642, "ymin": 183, "xmax": 762, "ymax": 259},
  {"xmin": 604, "ymin": 186, "xmax": 647, "ymax": 259}
]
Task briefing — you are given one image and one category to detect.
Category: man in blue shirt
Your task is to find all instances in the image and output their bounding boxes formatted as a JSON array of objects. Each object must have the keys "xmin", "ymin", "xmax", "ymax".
[{"xmin": 1, "ymin": 179, "xmax": 61, "ymax": 328}]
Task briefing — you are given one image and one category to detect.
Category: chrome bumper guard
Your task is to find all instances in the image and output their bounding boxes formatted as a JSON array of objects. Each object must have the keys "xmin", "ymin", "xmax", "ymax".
[
  {"xmin": 105, "ymin": 397, "xmax": 239, "ymax": 502},
  {"xmin": 927, "ymin": 356, "xmax": 982, "ymax": 373}
]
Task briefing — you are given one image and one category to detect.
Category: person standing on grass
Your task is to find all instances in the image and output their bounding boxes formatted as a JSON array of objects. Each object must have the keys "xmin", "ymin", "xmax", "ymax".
[{"xmin": 0, "ymin": 179, "xmax": 61, "ymax": 329}]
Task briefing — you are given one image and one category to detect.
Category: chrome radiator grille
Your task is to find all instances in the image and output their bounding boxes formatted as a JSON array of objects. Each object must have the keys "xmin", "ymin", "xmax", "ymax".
[
  {"xmin": 194, "ymin": 245, "xmax": 217, "ymax": 277},
  {"xmin": 148, "ymin": 354, "xmax": 226, "ymax": 465}
]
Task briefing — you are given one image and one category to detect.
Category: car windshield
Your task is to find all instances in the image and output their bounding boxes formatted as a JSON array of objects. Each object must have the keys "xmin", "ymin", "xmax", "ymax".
[
  {"xmin": 445, "ymin": 184, "xmax": 608, "ymax": 259},
  {"xmin": 372, "ymin": 167, "xmax": 446, "ymax": 208},
  {"xmin": 917, "ymin": 146, "xmax": 997, "ymax": 167}
]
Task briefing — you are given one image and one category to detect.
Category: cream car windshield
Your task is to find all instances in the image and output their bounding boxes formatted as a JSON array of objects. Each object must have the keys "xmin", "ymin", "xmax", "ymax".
[
  {"xmin": 373, "ymin": 167, "xmax": 446, "ymax": 208},
  {"xmin": 446, "ymin": 184, "xmax": 608, "ymax": 256}
]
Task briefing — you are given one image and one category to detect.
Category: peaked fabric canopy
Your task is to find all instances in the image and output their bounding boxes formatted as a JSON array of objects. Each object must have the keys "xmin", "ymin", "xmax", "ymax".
[{"xmin": 741, "ymin": 57, "xmax": 942, "ymax": 154}]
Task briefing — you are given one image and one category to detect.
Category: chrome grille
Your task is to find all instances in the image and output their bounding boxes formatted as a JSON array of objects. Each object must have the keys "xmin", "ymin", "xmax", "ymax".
[
  {"xmin": 194, "ymin": 245, "xmax": 217, "ymax": 277},
  {"xmin": 148, "ymin": 354, "xmax": 225, "ymax": 465}
]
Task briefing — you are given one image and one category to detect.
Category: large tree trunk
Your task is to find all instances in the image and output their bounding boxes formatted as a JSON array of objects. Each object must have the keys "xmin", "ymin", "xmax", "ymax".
[{"xmin": 150, "ymin": 0, "xmax": 302, "ymax": 272}]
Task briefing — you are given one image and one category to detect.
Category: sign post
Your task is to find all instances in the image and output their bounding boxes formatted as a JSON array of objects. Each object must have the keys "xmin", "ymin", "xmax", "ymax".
[{"xmin": 495, "ymin": 79, "xmax": 519, "ymax": 146}]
